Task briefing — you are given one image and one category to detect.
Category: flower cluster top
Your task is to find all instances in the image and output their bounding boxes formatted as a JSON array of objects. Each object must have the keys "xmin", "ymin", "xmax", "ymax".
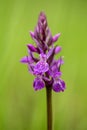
[{"xmin": 21, "ymin": 12, "xmax": 66, "ymax": 92}]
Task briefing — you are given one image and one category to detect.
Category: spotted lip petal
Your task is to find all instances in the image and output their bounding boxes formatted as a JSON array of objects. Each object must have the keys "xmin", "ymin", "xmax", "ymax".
[
  {"xmin": 52, "ymin": 79, "xmax": 66, "ymax": 92},
  {"xmin": 34, "ymin": 60, "xmax": 49, "ymax": 74},
  {"xmin": 33, "ymin": 77, "xmax": 45, "ymax": 91},
  {"xmin": 53, "ymin": 82, "xmax": 61, "ymax": 92}
]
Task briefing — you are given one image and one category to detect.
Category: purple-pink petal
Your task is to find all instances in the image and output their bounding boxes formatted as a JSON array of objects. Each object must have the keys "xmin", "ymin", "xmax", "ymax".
[
  {"xmin": 34, "ymin": 60, "xmax": 49, "ymax": 74},
  {"xmin": 52, "ymin": 79, "xmax": 66, "ymax": 92},
  {"xmin": 57, "ymin": 57, "xmax": 64, "ymax": 67},
  {"xmin": 30, "ymin": 31, "xmax": 35, "ymax": 39},
  {"xmin": 52, "ymin": 33, "xmax": 61, "ymax": 43},
  {"xmin": 33, "ymin": 77, "xmax": 45, "ymax": 91},
  {"xmin": 47, "ymin": 47, "xmax": 55, "ymax": 59},
  {"xmin": 40, "ymin": 53, "xmax": 47, "ymax": 60},
  {"xmin": 20, "ymin": 56, "xmax": 29, "ymax": 63},
  {"xmin": 60, "ymin": 79, "xmax": 66, "ymax": 91},
  {"xmin": 45, "ymin": 30, "xmax": 52, "ymax": 46},
  {"xmin": 52, "ymin": 72, "xmax": 62, "ymax": 78},
  {"xmin": 27, "ymin": 44, "xmax": 38, "ymax": 52},
  {"xmin": 53, "ymin": 82, "xmax": 61, "ymax": 92},
  {"xmin": 55, "ymin": 46, "xmax": 62, "ymax": 54}
]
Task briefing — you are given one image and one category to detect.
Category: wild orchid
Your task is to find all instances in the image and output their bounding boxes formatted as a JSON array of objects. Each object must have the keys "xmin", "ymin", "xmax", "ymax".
[{"xmin": 20, "ymin": 12, "xmax": 66, "ymax": 130}]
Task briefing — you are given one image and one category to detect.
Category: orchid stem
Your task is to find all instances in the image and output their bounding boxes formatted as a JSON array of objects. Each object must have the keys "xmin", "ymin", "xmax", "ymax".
[{"xmin": 46, "ymin": 86, "xmax": 52, "ymax": 130}]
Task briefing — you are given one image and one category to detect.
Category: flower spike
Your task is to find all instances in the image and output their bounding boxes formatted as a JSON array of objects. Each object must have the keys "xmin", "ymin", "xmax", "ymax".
[{"xmin": 20, "ymin": 12, "xmax": 66, "ymax": 92}]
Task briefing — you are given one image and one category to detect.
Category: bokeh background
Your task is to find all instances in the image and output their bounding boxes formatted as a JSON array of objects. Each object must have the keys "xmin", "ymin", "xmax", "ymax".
[{"xmin": 0, "ymin": 0, "xmax": 87, "ymax": 130}]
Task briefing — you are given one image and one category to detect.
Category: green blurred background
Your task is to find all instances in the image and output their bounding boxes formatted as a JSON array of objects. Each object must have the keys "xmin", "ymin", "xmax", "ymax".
[{"xmin": 0, "ymin": 0, "xmax": 87, "ymax": 130}]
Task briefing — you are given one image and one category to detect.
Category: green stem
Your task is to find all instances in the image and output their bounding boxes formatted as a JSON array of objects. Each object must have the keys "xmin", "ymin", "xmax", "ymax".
[{"xmin": 46, "ymin": 86, "xmax": 52, "ymax": 130}]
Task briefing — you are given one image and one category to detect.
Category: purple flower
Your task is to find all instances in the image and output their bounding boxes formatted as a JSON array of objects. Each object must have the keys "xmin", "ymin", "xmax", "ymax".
[
  {"xmin": 34, "ymin": 54, "xmax": 49, "ymax": 75},
  {"xmin": 33, "ymin": 77, "xmax": 45, "ymax": 91},
  {"xmin": 20, "ymin": 12, "xmax": 66, "ymax": 92},
  {"xmin": 53, "ymin": 79, "xmax": 66, "ymax": 92}
]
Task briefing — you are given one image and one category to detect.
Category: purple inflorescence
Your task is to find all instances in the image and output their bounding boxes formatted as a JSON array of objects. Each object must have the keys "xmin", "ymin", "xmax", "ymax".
[{"xmin": 20, "ymin": 12, "xmax": 66, "ymax": 92}]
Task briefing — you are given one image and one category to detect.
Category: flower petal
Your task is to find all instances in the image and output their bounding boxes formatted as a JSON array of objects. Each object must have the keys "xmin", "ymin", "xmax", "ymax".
[
  {"xmin": 33, "ymin": 77, "xmax": 45, "ymax": 91},
  {"xmin": 60, "ymin": 79, "xmax": 66, "ymax": 91},
  {"xmin": 52, "ymin": 79, "xmax": 66, "ymax": 92},
  {"xmin": 52, "ymin": 72, "xmax": 62, "ymax": 78},
  {"xmin": 20, "ymin": 56, "xmax": 29, "ymax": 63},
  {"xmin": 47, "ymin": 47, "xmax": 55, "ymax": 59},
  {"xmin": 53, "ymin": 82, "xmax": 61, "ymax": 92},
  {"xmin": 27, "ymin": 44, "xmax": 38, "ymax": 52},
  {"xmin": 34, "ymin": 60, "xmax": 49, "ymax": 74},
  {"xmin": 57, "ymin": 57, "xmax": 64, "ymax": 67},
  {"xmin": 30, "ymin": 31, "xmax": 35, "ymax": 39},
  {"xmin": 55, "ymin": 46, "xmax": 62, "ymax": 54},
  {"xmin": 45, "ymin": 30, "xmax": 52, "ymax": 46},
  {"xmin": 52, "ymin": 33, "xmax": 61, "ymax": 43}
]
